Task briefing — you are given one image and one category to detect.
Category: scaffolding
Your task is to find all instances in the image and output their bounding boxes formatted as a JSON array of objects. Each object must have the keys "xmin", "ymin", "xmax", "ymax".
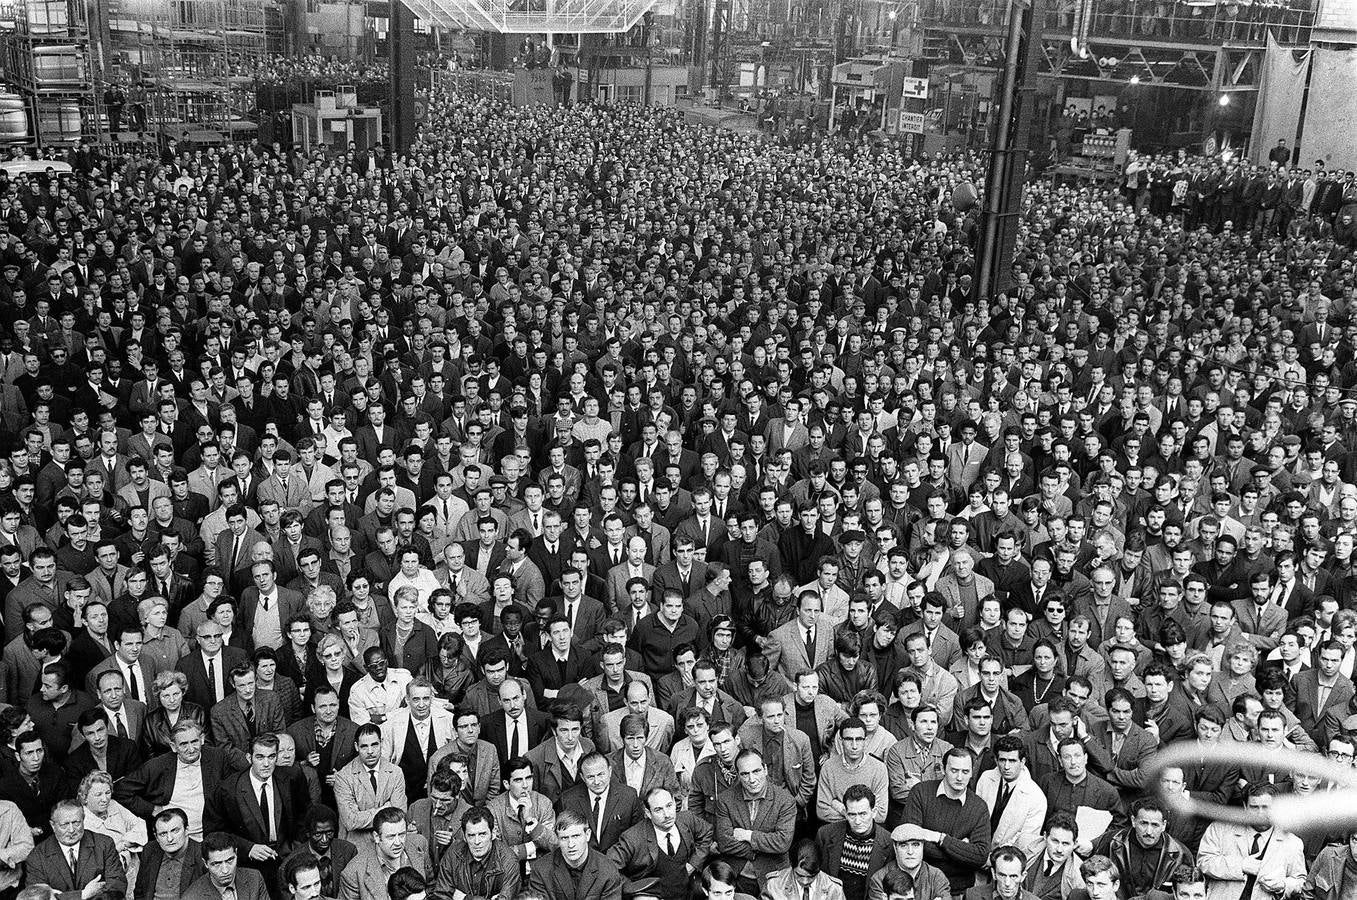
[
  {"xmin": 398, "ymin": 0, "xmax": 656, "ymax": 34},
  {"xmin": 101, "ymin": 0, "xmax": 269, "ymax": 137},
  {"xmin": 0, "ymin": 0, "xmax": 104, "ymax": 146}
]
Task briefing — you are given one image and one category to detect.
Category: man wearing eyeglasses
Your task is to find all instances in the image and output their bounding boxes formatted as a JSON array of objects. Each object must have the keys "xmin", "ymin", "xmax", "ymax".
[{"xmin": 176, "ymin": 621, "xmax": 250, "ymax": 708}]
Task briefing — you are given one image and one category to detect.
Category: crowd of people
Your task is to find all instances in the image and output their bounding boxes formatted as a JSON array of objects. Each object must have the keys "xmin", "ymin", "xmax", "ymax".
[
  {"xmin": 0, "ymin": 79, "xmax": 1350, "ymax": 900},
  {"xmin": 249, "ymin": 56, "xmax": 392, "ymax": 87}
]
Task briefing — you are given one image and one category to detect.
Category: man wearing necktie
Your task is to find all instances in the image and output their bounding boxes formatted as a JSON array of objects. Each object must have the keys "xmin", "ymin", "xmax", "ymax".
[
  {"xmin": 1198, "ymin": 788, "xmax": 1307, "ymax": 900},
  {"xmin": 213, "ymin": 733, "xmax": 308, "ymax": 890},
  {"xmin": 561, "ymin": 753, "xmax": 638, "ymax": 853},
  {"xmin": 332, "ymin": 723, "xmax": 408, "ymax": 842},
  {"xmin": 26, "ymin": 800, "xmax": 128, "ymax": 900},
  {"xmin": 1025, "ymin": 815, "xmax": 1078, "ymax": 900},
  {"xmin": 211, "ymin": 665, "xmax": 286, "ymax": 752}
]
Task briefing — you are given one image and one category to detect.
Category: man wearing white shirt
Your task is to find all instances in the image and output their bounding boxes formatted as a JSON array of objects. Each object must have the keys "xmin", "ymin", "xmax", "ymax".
[
  {"xmin": 182, "ymin": 621, "xmax": 243, "ymax": 709},
  {"xmin": 558, "ymin": 752, "xmax": 641, "ymax": 854},
  {"xmin": 112, "ymin": 626, "xmax": 153, "ymax": 706},
  {"xmin": 512, "ymin": 485, "xmax": 549, "ymax": 537},
  {"xmin": 333, "ymin": 723, "xmax": 407, "ymax": 842},
  {"xmin": 607, "ymin": 536, "xmax": 655, "ymax": 613},
  {"xmin": 425, "ymin": 475, "xmax": 469, "ymax": 540},
  {"xmin": 348, "ymin": 648, "xmax": 412, "ymax": 726},
  {"xmin": 94, "ymin": 669, "xmax": 141, "ymax": 743},
  {"xmin": 435, "ymin": 542, "xmax": 490, "ymax": 606},
  {"xmin": 248, "ymin": 763, "xmax": 279, "ymax": 844},
  {"xmin": 579, "ymin": 754, "xmax": 614, "ymax": 843},
  {"xmin": 504, "ymin": 688, "xmax": 529, "ymax": 748},
  {"xmin": 618, "ymin": 713, "xmax": 653, "ymax": 796}
]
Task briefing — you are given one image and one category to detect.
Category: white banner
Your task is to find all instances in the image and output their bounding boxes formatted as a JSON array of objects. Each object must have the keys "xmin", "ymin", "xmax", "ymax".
[{"xmin": 901, "ymin": 77, "xmax": 929, "ymax": 100}]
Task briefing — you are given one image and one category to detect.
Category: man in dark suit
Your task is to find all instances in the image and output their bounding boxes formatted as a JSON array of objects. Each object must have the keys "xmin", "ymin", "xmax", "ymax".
[
  {"xmin": 525, "ymin": 614, "xmax": 597, "ymax": 706},
  {"xmin": 1293, "ymin": 639, "xmax": 1356, "ymax": 746},
  {"xmin": 484, "ymin": 677, "xmax": 548, "ymax": 768},
  {"xmin": 530, "ymin": 515, "xmax": 571, "ymax": 591},
  {"xmin": 354, "ymin": 405, "xmax": 399, "ymax": 462},
  {"xmin": 560, "ymin": 753, "xmax": 642, "ymax": 852},
  {"xmin": 205, "ymin": 732, "xmax": 309, "ymax": 885},
  {"xmin": 24, "ymin": 800, "xmax": 128, "ymax": 900},
  {"xmin": 64, "ymin": 707, "xmax": 142, "ymax": 781},
  {"xmin": 0, "ymin": 732, "xmax": 70, "ymax": 839},
  {"xmin": 461, "ymin": 534, "xmax": 506, "ymax": 575},
  {"xmin": 607, "ymin": 785, "xmax": 713, "ymax": 900},
  {"xmin": 176, "ymin": 620, "xmax": 251, "ymax": 708},
  {"xmin": 211, "ymin": 663, "xmax": 289, "ymax": 752},
  {"xmin": 546, "ymin": 569, "xmax": 608, "ymax": 650},
  {"xmin": 286, "ymin": 686, "xmax": 359, "ymax": 807},
  {"xmin": 135, "ymin": 808, "xmax": 207, "ymax": 900},
  {"xmin": 1087, "ymin": 690, "xmax": 1159, "ymax": 792},
  {"xmin": 84, "ymin": 624, "xmax": 161, "ymax": 707},
  {"xmin": 116, "ymin": 718, "xmax": 249, "ymax": 826}
]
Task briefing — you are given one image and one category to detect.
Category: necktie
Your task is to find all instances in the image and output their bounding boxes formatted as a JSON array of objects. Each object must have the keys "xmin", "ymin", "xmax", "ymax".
[
  {"xmin": 805, "ymin": 628, "xmax": 815, "ymax": 662},
  {"xmin": 244, "ymin": 702, "xmax": 255, "ymax": 735},
  {"xmin": 231, "ymin": 534, "xmax": 242, "ymax": 569},
  {"xmin": 592, "ymin": 795, "xmax": 602, "ymax": 836},
  {"xmin": 442, "ymin": 499, "xmax": 449, "ymax": 524},
  {"xmin": 1044, "ymin": 860, "xmax": 1056, "ymax": 879},
  {"xmin": 991, "ymin": 781, "xmax": 1012, "ymax": 829},
  {"xmin": 567, "ymin": 601, "xmax": 576, "ymax": 631},
  {"xmin": 1242, "ymin": 832, "xmax": 1263, "ymax": 899},
  {"xmin": 127, "ymin": 665, "xmax": 139, "ymax": 701},
  {"xmin": 262, "ymin": 594, "xmax": 270, "ymax": 612},
  {"xmin": 613, "ymin": 547, "xmax": 621, "ymax": 566},
  {"xmin": 449, "ymin": 574, "xmax": 458, "ymax": 597},
  {"xmin": 67, "ymin": 847, "xmax": 77, "ymax": 875},
  {"xmin": 509, "ymin": 720, "xmax": 519, "ymax": 758},
  {"xmin": 666, "ymin": 831, "xmax": 676, "ymax": 856},
  {"xmin": 207, "ymin": 657, "xmax": 218, "ymax": 701},
  {"xmin": 115, "ymin": 712, "xmax": 127, "ymax": 739},
  {"xmin": 369, "ymin": 769, "xmax": 378, "ymax": 795},
  {"xmin": 317, "ymin": 854, "xmax": 332, "ymax": 893},
  {"xmin": 532, "ymin": 514, "xmax": 539, "ymax": 533},
  {"xmin": 259, "ymin": 783, "xmax": 273, "ymax": 841}
]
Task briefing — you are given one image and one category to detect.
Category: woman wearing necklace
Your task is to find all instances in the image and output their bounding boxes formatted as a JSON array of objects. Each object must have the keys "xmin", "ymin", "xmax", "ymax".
[{"xmin": 1011, "ymin": 640, "xmax": 1066, "ymax": 713}]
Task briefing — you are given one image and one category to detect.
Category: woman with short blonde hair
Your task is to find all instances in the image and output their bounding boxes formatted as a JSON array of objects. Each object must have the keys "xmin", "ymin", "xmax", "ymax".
[
  {"xmin": 79, "ymin": 769, "xmax": 147, "ymax": 892},
  {"xmin": 139, "ymin": 596, "xmax": 189, "ymax": 672},
  {"xmin": 142, "ymin": 669, "xmax": 206, "ymax": 757}
]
